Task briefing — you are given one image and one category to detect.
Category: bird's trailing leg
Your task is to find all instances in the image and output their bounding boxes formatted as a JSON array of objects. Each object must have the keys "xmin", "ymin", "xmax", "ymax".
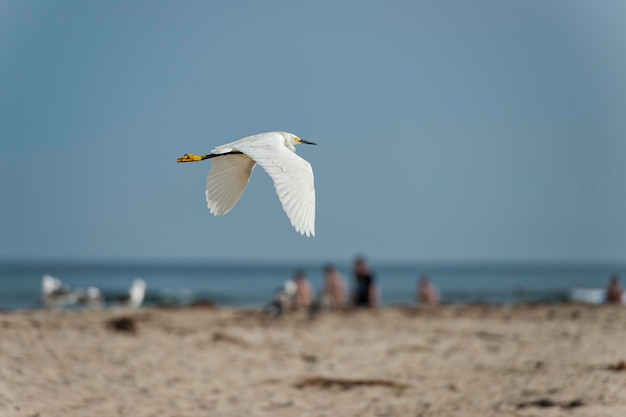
[
  {"xmin": 177, "ymin": 153, "xmax": 205, "ymax": 163},
  {"xmin": 177, "ymin": 151, "xmax": 244, "ymax": 163}
]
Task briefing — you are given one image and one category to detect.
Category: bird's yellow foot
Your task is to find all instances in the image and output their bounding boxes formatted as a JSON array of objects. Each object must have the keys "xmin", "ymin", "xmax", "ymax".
[{"xmin": 177, "ymin": 153, "xmax": 203, "ymax": 163}]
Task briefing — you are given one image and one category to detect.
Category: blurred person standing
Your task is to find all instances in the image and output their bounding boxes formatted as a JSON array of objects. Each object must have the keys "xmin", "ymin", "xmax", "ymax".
[
  {"xmin": 321, "ymin": 264, "xmax": 347, "ymax": 309},
  {"xmin": 294, "ymin": 270, "xmax": 315, "ymax": 310},
  {"xmin": 352, "ymin": 257, "xmax": 379, "ymax": 307},
  {"xmin": 606, "ymin": 275, "xmax": 624, "ymax": 304}
]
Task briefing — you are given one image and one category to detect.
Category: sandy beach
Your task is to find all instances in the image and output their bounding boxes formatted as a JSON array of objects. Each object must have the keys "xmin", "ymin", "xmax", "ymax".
[{"xmin": 1, "ymin": 304, "xmax": 625, "ymax": 417}]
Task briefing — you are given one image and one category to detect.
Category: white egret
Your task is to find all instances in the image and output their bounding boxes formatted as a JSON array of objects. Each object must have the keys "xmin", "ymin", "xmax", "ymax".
[{"xmin": 177, "ymin": 131, "xmax": 316, "ymax": 237}]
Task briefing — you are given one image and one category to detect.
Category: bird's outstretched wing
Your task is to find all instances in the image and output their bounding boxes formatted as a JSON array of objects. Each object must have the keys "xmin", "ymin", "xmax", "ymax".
[
  {"xmin": 234, "ymin": 136, "xmax": 316, "ymax": 237},
  {"xmin": 205, "ymin": 154, "xmax": 256, "ymax": 216}
]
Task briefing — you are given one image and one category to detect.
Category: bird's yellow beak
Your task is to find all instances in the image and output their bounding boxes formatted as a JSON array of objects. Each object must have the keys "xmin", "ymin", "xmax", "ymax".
[
  {"xmin": 177, "ymin": 153, "xmax": 203, "ymax": 163},
  {"xmin": 296, "ymin": 137, "xmax": 317, "ymax": 145}
]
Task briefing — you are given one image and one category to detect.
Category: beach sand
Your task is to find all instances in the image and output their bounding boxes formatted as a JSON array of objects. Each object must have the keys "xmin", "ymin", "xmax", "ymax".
[{"xmin": 1, "ymin": 305, "xmax": 625, "ymax": 417}]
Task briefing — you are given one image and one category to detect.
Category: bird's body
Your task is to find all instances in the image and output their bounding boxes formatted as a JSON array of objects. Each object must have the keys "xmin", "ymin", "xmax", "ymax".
[
  {"xmin": 128, "ymin": 279, "xmax": 147, "ymax": 309},
  {"xmin": 178, "ymin": 132, "xmax": 316, "ymax": 237},
  {"xmin": 41, "ymin": 274, "xmax": 72, "ymax": 308}
]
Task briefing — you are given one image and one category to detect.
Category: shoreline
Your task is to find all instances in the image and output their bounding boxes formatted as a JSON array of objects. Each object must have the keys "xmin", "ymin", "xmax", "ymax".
[{"xmin": 2, "ymin": 297, "xmax": 621, "ymax": 314}]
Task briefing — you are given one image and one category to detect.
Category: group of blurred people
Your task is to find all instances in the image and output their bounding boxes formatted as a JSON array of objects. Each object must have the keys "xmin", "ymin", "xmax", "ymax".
[
  {"xmin": 264, "ymin": 256, "xmax": 440, "ymax": 317},
  {"xmin": 275, "ymin": 257, "xmax": 382, "ymax": 314},
  {"xmin": 266, "ymin": 259, "xmax": 626, "ymax": 317}
]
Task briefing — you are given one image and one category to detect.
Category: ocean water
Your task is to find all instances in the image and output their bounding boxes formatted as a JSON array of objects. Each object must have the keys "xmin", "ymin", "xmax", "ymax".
[{"xmin": 0, "ymin": 260, "xmax": 623, "ymax": 311}]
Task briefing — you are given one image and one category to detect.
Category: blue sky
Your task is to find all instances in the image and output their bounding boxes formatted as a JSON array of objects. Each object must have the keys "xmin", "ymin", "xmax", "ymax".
[{"xmin": 1, "ymin": 1, "xmax": 625, "ymax": 262}]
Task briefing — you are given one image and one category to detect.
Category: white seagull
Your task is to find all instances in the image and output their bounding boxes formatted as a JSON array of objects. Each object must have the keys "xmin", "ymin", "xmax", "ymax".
[
  {"xmin": 41, "ymin": 274, "xmax": 73, "ymax": 308},
  {"xmin": 118, "ymin": 279, "xmax": 147, "ymax": 309},
  {"xmin": 177, "ymin": 131, "xmax": 316, "ymax": 237}
]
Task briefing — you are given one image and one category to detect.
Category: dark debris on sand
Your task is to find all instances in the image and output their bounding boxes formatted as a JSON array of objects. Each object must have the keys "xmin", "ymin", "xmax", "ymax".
[
  {"xmin": 294, "ymin": 376, "xmax": 408, "ymax": 392},
  {"xmin": 608, "ymin": 360, "xmax": 626, "ymax": 371},
  {"xmin": 212, "ymin": 331, "xmax": 249, "ymax": 347},
  {"xmin": 106, "ymin": 316, "xmax": 138, "ymax": 333},
  {"xmin": 516, "ymin": 398, "xmax": 585, "ymax": 409}
]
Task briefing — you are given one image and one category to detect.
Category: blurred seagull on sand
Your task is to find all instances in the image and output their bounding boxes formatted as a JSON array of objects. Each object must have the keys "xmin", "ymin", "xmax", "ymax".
[
  {"xmin": 75, "ymin": 286, "xmax": 103, "ymax": 309},
  {"xmin": 126, "ymin": 279, "xmax": 147, "ymax": 309},
  {"xmin": 41, "ymin": 275, "xmax": 73, "ymax": 309},
  {"xmin": 113, "ymin": 279, "xmax": 148, "ymax": 309},
  {"xmin": 177, "ymin": 131, "xmax": 316, "ymax": 237}
]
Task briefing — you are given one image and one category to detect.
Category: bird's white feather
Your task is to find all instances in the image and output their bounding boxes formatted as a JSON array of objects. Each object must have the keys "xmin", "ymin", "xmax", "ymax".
[
  {"xmin": 206, "ymin": 154, "xmax": 256, "ymax": 216},
  {"xmin": 231, "ymin": 134, "xmax": 316, "ymax": 237},
  {"xmin": 210, "ymin": 132, "xmax": 272, "ymax": 154}
]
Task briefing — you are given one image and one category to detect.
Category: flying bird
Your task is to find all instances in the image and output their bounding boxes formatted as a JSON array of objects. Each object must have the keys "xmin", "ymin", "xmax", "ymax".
[{"xmin": 177, "ymin": 131, "xmax": 316, "ymax": 237}]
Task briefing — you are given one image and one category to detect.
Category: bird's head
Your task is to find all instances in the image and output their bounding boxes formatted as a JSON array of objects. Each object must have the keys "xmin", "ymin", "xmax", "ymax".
[{"xmin": 281, "ymin": 132, "xmax": 316, "ymax": 152}]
